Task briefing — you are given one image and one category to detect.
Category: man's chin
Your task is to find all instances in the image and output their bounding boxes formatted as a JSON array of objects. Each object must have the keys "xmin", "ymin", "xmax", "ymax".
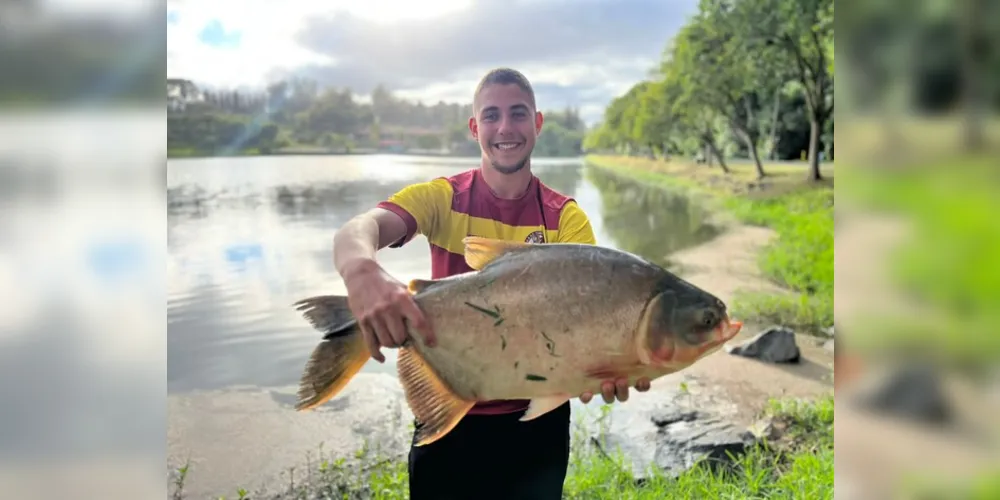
[{"xmin": 489, "ymin": 155, "xmax": 529, "ymax": 175}]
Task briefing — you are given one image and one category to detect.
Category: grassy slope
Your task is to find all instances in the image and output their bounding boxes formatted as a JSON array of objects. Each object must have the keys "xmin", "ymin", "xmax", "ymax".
[{"xmin": 583, "ymin": 155, "xmax": 834, "ymax": 334}]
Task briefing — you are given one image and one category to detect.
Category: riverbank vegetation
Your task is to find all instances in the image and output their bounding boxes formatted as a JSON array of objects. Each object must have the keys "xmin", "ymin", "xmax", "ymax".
[
  {"xmin": 169, "ymin": 393, "xmax": 833, "ymax": 499},
  {"xmin": 166, "ymin": 80, "xmax": 589, "ymax": 158}
]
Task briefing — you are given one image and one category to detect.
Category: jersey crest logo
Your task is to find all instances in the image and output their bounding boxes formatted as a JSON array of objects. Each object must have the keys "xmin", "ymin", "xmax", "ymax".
[{"xmin": 525, "ymin": 230, "xmax": 545, "ymax": 244}]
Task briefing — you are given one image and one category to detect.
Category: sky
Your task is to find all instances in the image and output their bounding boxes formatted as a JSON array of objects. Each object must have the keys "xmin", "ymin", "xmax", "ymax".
[{"xmin": 166, "ymin": 0, "xmax": 698, "ymax": 124}]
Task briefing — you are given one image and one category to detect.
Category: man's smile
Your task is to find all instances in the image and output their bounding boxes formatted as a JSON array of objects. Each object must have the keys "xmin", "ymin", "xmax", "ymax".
[{"xmin": 493, "ymin": 141, "xmax": 523, "ymax": 152}]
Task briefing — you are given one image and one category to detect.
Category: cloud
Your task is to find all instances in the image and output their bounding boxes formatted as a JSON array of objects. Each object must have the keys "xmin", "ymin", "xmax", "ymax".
[{"xmin": 168, "ymin": 0, "xmax": 697, "ymax": 122}]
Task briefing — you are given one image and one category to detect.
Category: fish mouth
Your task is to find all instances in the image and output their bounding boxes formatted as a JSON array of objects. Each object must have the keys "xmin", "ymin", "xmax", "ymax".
[{"xmin": 717, "ymin": 316, "xmax": 743, "ymax": 342}]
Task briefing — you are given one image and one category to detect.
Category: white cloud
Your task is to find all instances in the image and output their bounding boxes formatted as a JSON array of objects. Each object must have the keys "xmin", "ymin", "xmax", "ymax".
[{"xmin": 167, "ymin": 0, "xmax": 477, "ymax": 89}]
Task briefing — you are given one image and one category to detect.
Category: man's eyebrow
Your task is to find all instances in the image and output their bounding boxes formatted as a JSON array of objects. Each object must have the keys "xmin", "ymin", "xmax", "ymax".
[
  {"xmin": 509, "ymin": 104, "xmax": 530, "ymax": 112},
  {"xmin": 480, "ymin": 105, "xmax": 499, "ymax": 115}
]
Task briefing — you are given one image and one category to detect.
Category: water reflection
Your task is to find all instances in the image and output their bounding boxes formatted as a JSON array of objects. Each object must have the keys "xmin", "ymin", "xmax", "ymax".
[
  {"xmin": 167, "ymin": 156, "xmax": 719, "ymax": 394},
  {"xmin": 583, "ymin": 164, "xmax": 722, "ymax": 268}
]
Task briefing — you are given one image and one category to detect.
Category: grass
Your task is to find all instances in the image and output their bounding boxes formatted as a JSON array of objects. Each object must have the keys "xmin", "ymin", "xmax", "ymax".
[
  {"xmin": 836, "ymin": 153, "xmax": 1000, "ymax": 370},
  {"xmin": 584, "ymin": 155, "xmax": 834, "ymax": 334},
  {"xmin": 170, "ymin": 394, "xmax": 834, "ymax": 499}
]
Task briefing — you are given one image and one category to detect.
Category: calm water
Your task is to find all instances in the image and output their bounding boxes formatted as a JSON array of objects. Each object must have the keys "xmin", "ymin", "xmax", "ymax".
[{"xmin": 166, "ymin": 155, "xmax": 722, "ymax": 394}]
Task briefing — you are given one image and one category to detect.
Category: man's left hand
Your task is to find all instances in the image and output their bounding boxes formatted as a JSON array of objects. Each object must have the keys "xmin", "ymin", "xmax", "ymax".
[{"xmin": 580, "ymin": 377, "xmax": 652, "ymax": 404}]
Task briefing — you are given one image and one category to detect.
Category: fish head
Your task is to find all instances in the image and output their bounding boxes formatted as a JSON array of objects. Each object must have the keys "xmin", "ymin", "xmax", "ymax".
[{"xmin": 636, "ymin": 280, "xmax": 743, "ymax": 370}]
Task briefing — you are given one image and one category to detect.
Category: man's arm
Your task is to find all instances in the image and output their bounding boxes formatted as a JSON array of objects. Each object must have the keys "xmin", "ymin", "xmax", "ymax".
[
  {"xmin": 333, "ymin": 208, "xmax": 408, "ymax": 281},
  {"xmin": 332, "ymin": 179, "xmax": 449, "ymax": 361}
]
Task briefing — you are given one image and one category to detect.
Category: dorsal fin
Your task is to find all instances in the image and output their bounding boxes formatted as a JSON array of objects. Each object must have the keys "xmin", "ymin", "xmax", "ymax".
[
  {"xmin": 408, "ymin": 278, "xmax": 437, "ymax": 294},
  {"xmin": 462, "ymin": 236, "xmax": 531, "ymax": 270}
]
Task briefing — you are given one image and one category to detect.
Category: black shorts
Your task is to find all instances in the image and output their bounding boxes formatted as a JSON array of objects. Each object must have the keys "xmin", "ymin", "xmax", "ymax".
[{"xmin": 407, "ymin": 402, "xmax": 571, "ymax": 500}]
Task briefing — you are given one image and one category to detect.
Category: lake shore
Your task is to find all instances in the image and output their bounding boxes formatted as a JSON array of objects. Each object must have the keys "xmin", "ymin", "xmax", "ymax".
[{"xmin": 167, "ymin": 161, "xmax": 835, "ymax": 498}]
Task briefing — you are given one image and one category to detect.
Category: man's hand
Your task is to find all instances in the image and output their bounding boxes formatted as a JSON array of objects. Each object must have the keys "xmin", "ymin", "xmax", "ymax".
[
  {"xmin": 341, "ymin": 259, "xmax": 436, "ymax": 363},
  {"xmin": 580, "ymin": 377, "xmax": 652, "ymax": 404}
]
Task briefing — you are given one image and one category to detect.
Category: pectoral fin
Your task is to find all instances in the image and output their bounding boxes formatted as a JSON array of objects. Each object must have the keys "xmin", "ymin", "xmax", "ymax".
[
  {"xmin": 397, "ymin": 347, "xmax": 475, "ymax": 446},
  {"xmin": 520, "ymin": 394, "xmax": 571, "ymax": 422},
  {"xmin": 462, "ymin": 236, "xmax": 531, "ymax": 270}
]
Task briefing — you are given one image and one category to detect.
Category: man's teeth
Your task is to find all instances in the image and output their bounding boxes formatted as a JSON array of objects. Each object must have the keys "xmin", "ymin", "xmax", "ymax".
[{"xmin": 495, "ymin": 143, "xmax": 519, "ymax": 150}]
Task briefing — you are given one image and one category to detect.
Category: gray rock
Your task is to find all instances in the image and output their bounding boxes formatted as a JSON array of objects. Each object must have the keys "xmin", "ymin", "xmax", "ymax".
[
  {"xmin": 852, "ymin": 364, "xmax": 953, "ymax": 425},
  {"xmin": 725, "ymin": 326, "xmax": 801, "ymax": 363},
  {"xmin": 589, "ymin": 404, "xmax": 757, "ymax": 480}
]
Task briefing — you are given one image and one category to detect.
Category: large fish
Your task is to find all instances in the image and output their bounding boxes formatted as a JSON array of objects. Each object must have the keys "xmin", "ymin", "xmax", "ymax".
[{"xmin": 293, "ymin": 237, "xmax": 743, "ymax": 447}]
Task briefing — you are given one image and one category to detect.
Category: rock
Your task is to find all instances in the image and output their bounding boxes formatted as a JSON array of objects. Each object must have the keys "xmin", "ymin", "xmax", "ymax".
[
  {"xmin": 725, "ymin": 326, "xmax": 801, "ymax": 363},
  {"xmin": 851, "ymin": 364, "xmax": 953, "ymax": 426},
  {"xmin": 821, "ymin": 325, "xmax": 835, "ymax": 338},
  {"xmin": 588, "ymin": 403, "xmax": 757, "ymax": 481}
]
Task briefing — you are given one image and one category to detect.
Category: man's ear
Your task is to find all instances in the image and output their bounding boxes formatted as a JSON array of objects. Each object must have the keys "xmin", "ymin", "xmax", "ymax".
[
  {"xmin": 534, "ymin": 111, "xmax": 544, "ymax": 135},
  {"xmin": 468, "ymin": 116, "xmax": 478, "ymax": 139}
]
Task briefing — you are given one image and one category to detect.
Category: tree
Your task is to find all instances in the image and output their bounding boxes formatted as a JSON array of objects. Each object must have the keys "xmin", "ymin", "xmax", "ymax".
[{"xmin": 738, "ymin": 0, "xmax": 834, "ymax": 180}]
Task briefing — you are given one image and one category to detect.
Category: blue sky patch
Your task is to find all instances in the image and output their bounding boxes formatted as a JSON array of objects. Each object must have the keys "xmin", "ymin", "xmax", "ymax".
[
  {"xmin": 167, "ymin": 11, "xmax": 180, "ymax": 25},
  {"xmin": 198, "ymin": 19, "xmax": 242, "ymax": 48}
]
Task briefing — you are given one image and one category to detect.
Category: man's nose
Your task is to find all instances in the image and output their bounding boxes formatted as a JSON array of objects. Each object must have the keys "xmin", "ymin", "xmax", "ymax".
[{"xmin": 496, "ymin": 114, "xmax": 515, "ymax": 134}]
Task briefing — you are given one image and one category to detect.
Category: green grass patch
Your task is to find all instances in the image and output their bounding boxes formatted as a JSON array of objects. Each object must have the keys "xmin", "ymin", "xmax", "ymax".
[
  {"xmin": 837, "ymin": 154, "xmax": 1000, "ymax": 369},
  {"xmin": 170, "ymin": 395, "xmax": 834, "ymax": 499},
  {"xmin": 584, "ymin": 155, "xmax": 834, "ymax": 334}
]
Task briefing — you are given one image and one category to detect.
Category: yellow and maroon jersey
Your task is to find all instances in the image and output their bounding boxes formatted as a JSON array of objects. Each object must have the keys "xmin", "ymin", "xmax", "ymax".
[{"xmin": 376, "ymin": 167, "xmax": 597, "ymax": 415}]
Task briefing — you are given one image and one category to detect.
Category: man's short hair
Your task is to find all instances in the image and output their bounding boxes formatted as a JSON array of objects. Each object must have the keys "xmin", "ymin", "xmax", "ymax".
[{"xmin": 473, "ymin": 68, "xmax": 536, "ymax": 110}]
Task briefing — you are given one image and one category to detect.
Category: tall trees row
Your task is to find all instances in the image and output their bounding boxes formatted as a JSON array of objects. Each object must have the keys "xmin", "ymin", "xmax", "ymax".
[{"xmin": 584, "ymin": 0, "xmax": 835, "ymax": 180}]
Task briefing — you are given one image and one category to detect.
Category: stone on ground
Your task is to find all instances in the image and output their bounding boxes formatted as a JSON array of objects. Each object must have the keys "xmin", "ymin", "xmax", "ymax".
[{"xmin": 725, "ymin": 326, "xmax": 801, "ymax": 363}]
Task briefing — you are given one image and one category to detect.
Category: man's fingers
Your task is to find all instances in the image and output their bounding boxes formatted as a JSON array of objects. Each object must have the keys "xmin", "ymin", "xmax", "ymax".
[
  {"xmin": 359, "ymin": 320, "xmax": 384, "ymax": 363},
  {"xmin": 401, "ymin": 300, "xmax": 435, "ymax": 347},
  {"xmin": 600, "ymin": 381, "xmax": 615, "ymax": 404},
  {"xmin": 384, "ymin": 312, "xmax": 408, "ymax": 347},
  {"xmin": 369, "ymin": 317, "xmax": 394, "ymax": 354},
  {"xmin": 615, "ymin": 378, "xmax": 630, "ymax": 402},
  {"xmin": 636, "ymin": 378, "xmax": 651, "ymax": 392},
  {"xmin": 580, "ymin": 392, "xmax": 593, "ymax": 404}
]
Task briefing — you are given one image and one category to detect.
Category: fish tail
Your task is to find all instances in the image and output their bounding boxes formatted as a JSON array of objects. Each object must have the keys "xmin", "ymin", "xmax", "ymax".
[{"xmin": 293, "ymin": 295, "xmax": 370, "ymax": 411}]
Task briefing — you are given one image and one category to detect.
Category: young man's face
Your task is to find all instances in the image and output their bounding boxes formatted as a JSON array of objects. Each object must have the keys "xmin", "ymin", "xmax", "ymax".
[{"xmin": 469, "ymin": 83, "xmax": 544, "ymax": 175}]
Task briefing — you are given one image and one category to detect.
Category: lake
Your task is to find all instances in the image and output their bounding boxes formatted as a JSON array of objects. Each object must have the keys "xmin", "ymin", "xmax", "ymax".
[{"xmin": 166, "ymin": 154, "xmax": 724, "ymax": 395}]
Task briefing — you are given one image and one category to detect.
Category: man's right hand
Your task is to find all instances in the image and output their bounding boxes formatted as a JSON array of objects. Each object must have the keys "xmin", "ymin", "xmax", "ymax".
[{"xmin": 341, "ymin": 259, "xmax": 436, "ymax": 363}]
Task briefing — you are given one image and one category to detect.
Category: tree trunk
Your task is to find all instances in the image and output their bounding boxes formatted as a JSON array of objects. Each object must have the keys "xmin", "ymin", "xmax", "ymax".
[
  {"xmin": 748, "ymin": 138, "xmax": 765, "ymax": 179},
  {"xmin": 735, "ymin": 125, "xmax": 766, "ymax": 178},
  {"xmin": 808, "ymin": 117, "xmax": 823, "ymax": 181},
  {"xmin": 960, "ymin": 0, "xmax": 985, "ymax": 152},
  {"xmin": 768, "ymin": 90, "xmax": 781, "ymax": 160},
  {"xmin": 705, "ymin": 137, "xmax": 729, "ymax": 173}
]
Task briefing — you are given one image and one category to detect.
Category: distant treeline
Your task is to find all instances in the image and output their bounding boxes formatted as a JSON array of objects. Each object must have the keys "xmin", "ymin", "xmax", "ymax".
[{"xmin": 167, "ymin": 79, "xmax": 588, "ymax": 157}]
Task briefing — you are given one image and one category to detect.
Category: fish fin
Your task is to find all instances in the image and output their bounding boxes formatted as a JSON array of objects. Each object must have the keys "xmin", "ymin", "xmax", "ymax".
[
  {"xmin": 397, "ymin": 347, "xmax": 475, "ymax": 446},
  {"xmin": 407, "ymin": 278, "xmax": 436, "ymax": 294},
  {"xmin": 293, "ymin": 295, "xmax": 357, "ymax": 338},
  {"xmin": 461, "ymin": 236, "xmax": 531, "ymax": 270},
  {"xmin": 294, "ymin": 324, "xmax": 369, "ymax": 411},
  {"xmin": 520, "ymin": 394, "xmax": 571, "ymax": 422}
]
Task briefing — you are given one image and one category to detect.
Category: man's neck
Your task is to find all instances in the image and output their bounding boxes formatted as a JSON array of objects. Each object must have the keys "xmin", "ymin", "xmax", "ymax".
[{"xmin": 479, "ymin": 161, "xmax": 533, "ymax": 199}]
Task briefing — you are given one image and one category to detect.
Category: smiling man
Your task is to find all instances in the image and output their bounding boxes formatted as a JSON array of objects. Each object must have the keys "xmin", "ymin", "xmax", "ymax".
[{"xmin": 331, "ymin": 67, "xmax": 651, "ymax": 499}]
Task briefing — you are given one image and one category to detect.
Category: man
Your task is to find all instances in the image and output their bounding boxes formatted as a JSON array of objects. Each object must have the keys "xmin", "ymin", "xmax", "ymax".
[{"xmin": 332, "ymin": 68, "xmax": 651, "ymax": 499}]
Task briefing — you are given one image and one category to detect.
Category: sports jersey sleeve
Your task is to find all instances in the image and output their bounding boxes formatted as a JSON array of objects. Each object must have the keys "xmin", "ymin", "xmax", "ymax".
[
  {"xmin": 555, "ymin": 201, "xmax": 597, "ymax": 245},
  {"xmin": 376, "ymin": 178, "xmax": 453, "ymax": 248}
]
